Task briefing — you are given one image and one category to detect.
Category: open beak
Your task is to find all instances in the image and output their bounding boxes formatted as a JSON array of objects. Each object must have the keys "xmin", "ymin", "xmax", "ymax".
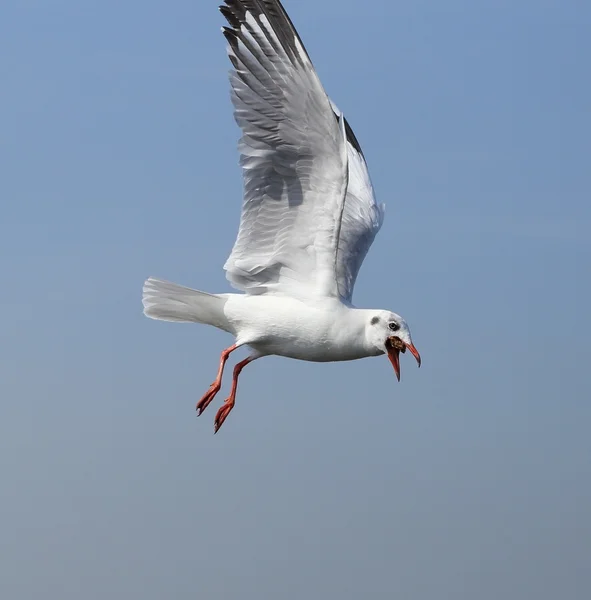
[{"xmin": 385, "ymin": 337, "xmax": 421, "ymax": 381}]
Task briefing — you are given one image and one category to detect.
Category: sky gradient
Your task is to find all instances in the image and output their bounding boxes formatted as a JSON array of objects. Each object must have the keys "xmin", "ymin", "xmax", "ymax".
[{"xmin": 1, "ymin": 1, "xmax": 590, "ymax": 598}]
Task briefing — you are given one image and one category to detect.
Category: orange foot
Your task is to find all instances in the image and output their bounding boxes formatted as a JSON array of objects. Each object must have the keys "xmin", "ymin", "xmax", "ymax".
[
  {"xmin": 214, "ymin": 399, "xmax": 235, "ymax": 434},
  {"xmin": 196, "ymin": 383, "xmax": 221, "ymax": 416}
]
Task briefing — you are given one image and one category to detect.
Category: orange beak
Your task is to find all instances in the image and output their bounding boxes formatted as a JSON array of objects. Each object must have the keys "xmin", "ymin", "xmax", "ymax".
[{"xmin": 386, "ymin": 337, "xmax": 421, "ymax": 381}]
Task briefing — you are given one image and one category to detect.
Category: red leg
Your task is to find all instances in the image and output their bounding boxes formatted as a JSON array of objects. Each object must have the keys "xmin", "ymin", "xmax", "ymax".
[
  {"xmin": 196, "ymin": 344, "xmax": 238, "ymax": 416},
  {"xmin": 213, "ymin": 355, "xmax": 256, "ymax": 433}
]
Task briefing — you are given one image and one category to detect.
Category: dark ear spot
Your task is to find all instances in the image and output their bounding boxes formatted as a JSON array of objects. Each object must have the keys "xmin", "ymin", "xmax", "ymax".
[{"xmin": 370, "ymin": 316, "xmax": 380, "ymax": 325}]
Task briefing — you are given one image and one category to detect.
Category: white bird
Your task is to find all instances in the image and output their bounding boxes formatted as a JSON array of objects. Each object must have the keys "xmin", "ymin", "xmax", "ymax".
[{"xmin": 143, "ymin": 0, "xmax": 421, "ymax": 433}]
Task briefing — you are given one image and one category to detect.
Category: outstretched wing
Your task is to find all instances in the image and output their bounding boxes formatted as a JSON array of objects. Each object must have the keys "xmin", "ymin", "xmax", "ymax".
[
  {"xmin": 221, "ymin": 0, "xmax": 383, "ymax": 302},
  {"xmin": 331, "ymin": 103, "xmax": 385, "ymax": 303}
]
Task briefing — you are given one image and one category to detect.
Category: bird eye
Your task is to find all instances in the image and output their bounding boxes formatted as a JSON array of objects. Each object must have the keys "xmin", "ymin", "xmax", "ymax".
[{"xmin": 389, "ymin": 322, "xmax": 400, "ymax": 332}]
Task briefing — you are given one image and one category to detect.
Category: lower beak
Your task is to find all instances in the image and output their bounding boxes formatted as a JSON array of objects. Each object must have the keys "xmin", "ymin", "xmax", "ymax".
[
  {"xmin": 386, "ymin": 338, "xmax": 421, "ymax": 381},
  {"xmin": 387, "ymin": 345, "xmax": 401, "ymax": 381}
]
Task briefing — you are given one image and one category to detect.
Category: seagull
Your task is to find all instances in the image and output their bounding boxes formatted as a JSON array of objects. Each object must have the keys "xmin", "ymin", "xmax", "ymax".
[{"xmin": 143, "ymin": 0, "xmax": 421, "ymax": 433}]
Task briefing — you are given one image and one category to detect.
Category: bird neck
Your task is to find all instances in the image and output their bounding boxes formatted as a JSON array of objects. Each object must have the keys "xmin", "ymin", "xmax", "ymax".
[{"xmin": 331, "ymin": 307, "xmax": 384, "ymax": 358}]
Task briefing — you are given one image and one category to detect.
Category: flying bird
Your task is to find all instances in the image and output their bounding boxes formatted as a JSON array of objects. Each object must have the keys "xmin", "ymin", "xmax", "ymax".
[{"xmin": 143, "ymin": 0, "xmax": 421, "ymax": 433}]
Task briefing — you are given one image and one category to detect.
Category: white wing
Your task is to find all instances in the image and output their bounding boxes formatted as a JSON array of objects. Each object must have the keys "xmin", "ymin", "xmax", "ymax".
[
  {"xmin": 332, "ymin": 103, "xmax": 385, "ymax": 303},
  {"xmin": 221, "ymin": 0, "xmax": 383, "ymax": 302}
]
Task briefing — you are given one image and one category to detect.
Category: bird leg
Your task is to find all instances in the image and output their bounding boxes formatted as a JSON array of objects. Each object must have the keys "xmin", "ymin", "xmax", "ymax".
[
  {"xmin": 213, "ymin": 355, "xmax": 256, "ymax": 433},
  {"xmin": 196, "ymin": 344, "xmax": 238, "ymax": 416}
]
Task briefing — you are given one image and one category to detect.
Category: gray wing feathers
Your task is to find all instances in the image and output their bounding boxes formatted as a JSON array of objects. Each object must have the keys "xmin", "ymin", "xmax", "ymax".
[
  {"xmin": 326, "ymin": 100, "xmax": 385, "ymax": 302},
  {"xmin": 221, "ymin": 0, "xmax": 348, "ymax": 298},
  {"xmin": 336, "ymin": 141, "xmax": 385, "ymax": 302},
  {"xmin": 220, "ymin": 0, "xmax": 383, "ymax": 302}
]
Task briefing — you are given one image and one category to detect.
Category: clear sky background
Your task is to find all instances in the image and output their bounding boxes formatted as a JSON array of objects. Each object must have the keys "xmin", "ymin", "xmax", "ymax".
[{"xmin": 1, "ymin": 1, "xmax": 590, "ymax": 598}]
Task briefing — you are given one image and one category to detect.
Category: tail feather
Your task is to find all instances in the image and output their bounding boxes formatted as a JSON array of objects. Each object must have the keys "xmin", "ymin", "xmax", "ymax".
[{"xmin": 142, "ymin": 277, "xmax": 231, "ymax": 331}]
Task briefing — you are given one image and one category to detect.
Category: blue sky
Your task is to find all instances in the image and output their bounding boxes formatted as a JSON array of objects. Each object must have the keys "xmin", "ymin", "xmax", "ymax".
[{"xmin": 1, "ymin": 1, "xmax": 590, "ymax": 598}]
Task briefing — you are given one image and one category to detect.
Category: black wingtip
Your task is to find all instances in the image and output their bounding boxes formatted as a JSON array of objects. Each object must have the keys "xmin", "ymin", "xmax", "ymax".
[
  {"xmin": 218, "ymin": 0, "xmax": 313, "ymax": 67},
  {"xmin": 219, "ymin": 4, "xmax": 241, "ymax": 28},
  {"xmin": 344, "ymin": 117, "xmax": 365, "ymax": 157}
]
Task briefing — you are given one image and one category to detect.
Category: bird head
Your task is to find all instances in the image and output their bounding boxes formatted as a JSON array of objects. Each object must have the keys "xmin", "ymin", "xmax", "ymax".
[{"xmin": 367, "ymin": 311, "xmax": 421, "ymax": 381}]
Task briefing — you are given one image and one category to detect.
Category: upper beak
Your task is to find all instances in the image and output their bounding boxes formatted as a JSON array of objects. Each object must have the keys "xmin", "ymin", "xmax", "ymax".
[
  {"xmin": 386, "ymin": 337, "xmax": 421, "ymax": 381},
  {"xmin": 406, "ymin": 342, "xmax": 422, "ymax": 368}
]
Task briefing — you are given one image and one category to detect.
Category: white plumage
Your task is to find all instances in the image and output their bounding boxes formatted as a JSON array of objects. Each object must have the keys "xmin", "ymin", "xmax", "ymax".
[{"xmin": 143, "ymin": 0, "xmax": 420, "ymax": 433}]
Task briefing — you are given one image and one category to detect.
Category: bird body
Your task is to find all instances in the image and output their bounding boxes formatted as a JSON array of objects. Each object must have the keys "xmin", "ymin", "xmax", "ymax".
[
  {"xmin": 143, "ymin": 0, "xmax": 421, "ymax": 432},
  {"xmin": 144, "ymin": 278, "xmax": 384, "ymax": 362}
]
